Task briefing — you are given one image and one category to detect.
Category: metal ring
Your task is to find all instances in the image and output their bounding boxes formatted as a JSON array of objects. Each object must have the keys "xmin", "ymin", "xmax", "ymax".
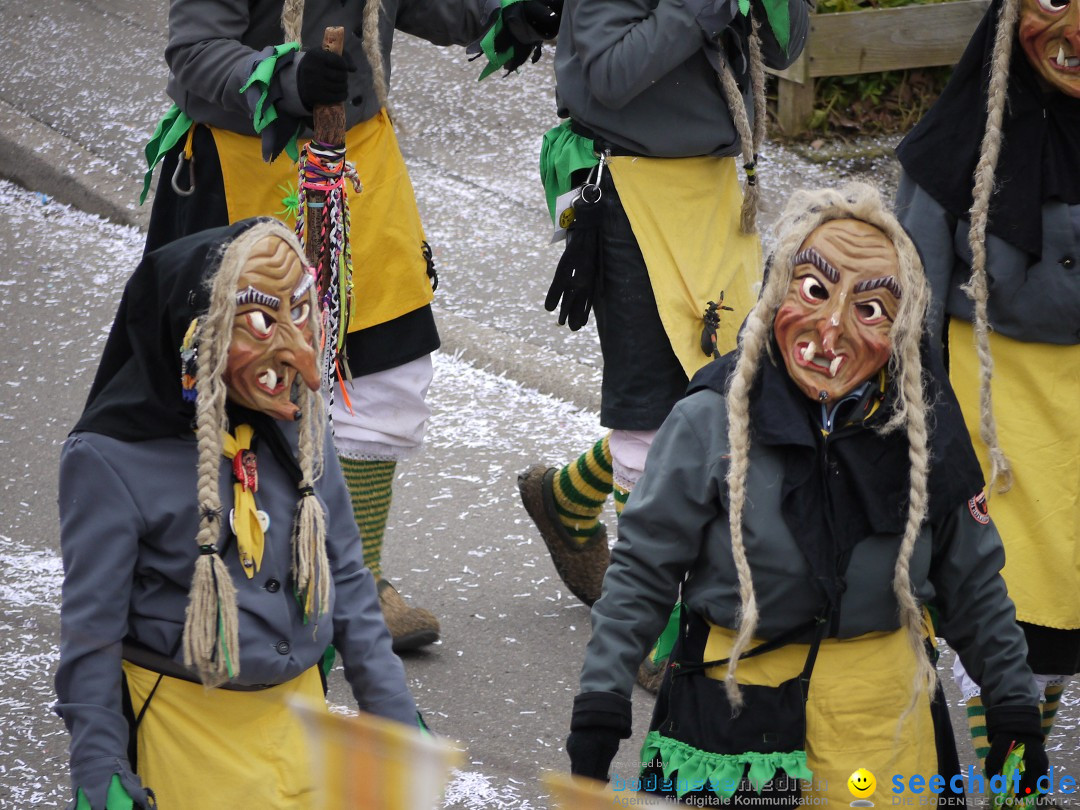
[
  {"xmin": 580, "ymin": 183, "xmax": 602, "ymax": 205},
  {"xmin": 171, "ymin": 154, "xmax": 196, "ymax": 197}
]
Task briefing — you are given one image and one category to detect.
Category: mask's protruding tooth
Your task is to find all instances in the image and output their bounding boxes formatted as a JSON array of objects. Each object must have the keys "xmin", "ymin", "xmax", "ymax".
[
  {"xmin": 802, "ymin": 341, "xmax": 817, "ymax": 363},
  {"xmin": 829, "ymin": 356, "xmax": 842, "ymax": 377}
]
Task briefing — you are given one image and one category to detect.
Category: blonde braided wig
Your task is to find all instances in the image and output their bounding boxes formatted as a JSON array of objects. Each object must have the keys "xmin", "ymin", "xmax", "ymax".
[
  {"xmin": 962, "ymin": 0, "xmax": 1022, "ymax": 494},
  {"xmin": 184, "ymin": 219, "xmax": 328, "ymax": 686},
  {"xmin": 721, "ymin": 184, "xmax": 935, "ymax": 712}
]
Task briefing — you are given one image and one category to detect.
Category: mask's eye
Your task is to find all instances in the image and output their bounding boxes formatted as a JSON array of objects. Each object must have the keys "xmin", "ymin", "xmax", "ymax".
[
  {"xmin": 1036, "ymin": 0, "xmax": 1068, "ymax": 12},
  {"xmin": 855, "ymin": 300, "xmax": 888, "ymax": 325},
  {"xmin": 291, "ymin": 301, "xmax": 310, "ymax": 327},
  {"xmin": 245, "ymin": 310, "xmax": 274, "ymax": 338},
  {"xmin": 799, "ymin": 276, "xmax": 828, "ymax": 302}
]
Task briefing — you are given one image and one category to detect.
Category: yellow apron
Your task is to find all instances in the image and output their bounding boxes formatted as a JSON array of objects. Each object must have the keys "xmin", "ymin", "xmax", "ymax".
[
  {"xmin": 949, "ymin": 318, "xmax": 1080, "ymax": 629},
  {"xmin": 701, "ymin": 623, "xmax": 938, "ymax": 805},
  {"xmin": 124, "ymin": 662, "xmax": 327, "ymax": 808},
  {"xmin": 210, "ymin": 109, "xmax": 433, "ymax": 332},
  {"xmin": 607, "ymin": 156, "xmax": 761, "ymax": 378}
]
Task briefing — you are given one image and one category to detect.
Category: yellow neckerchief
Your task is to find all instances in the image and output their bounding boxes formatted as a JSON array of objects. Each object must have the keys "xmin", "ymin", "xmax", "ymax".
[{"xmin": 221, "ymin": 424, "xmax": 264, "ymax": 578}]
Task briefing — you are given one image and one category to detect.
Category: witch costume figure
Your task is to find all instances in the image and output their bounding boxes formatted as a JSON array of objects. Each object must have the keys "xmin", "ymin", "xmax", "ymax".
[
  {"xmin": 895, "ymin": 0, "xmax": 1080, "ymax": 772},
  {"xmin": 54, "ymin": 219, "xmax": 418, "ymax": 809},
  {"xmin": 566, "ymin": 185, "xmax": 1047, "ymax": 806}
]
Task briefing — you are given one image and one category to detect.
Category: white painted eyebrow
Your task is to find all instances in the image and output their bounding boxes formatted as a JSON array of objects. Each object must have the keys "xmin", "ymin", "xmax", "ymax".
[
  {"xmin": 793, "ymin": 248, "xmax": 839, "ymax": 283},
  {"xmin": 291, "ymin": 272, "xmax": 314, "ymax": 305},
  {"xmin": 235, "ymin": 285, "xmax": 281, "ymax": 308},
  {"xmin": 854, "ymin": 275, "xmax": 902, "ymax": 299}
]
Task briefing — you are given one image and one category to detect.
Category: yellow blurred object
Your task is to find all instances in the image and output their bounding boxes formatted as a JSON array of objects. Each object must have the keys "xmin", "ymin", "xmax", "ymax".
[
  {"xmin": 542, "ymin": 771, "xmax": 668, "ymax": 810},
  {"xmin": 291, "ymin": 698, "xmax": 463, "ymax": 809}
]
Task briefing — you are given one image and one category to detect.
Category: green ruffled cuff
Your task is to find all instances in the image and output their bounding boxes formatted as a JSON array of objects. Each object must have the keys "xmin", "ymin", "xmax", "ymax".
[
  {"xmin": 476, "ymin": 0, "xmax": 528, "ymax": 80},
  {"xmin": 239, "ymin": 43, "xmax": 303, "ymax": 161},
  {"xmin": 538, "ymin": 120, "xmax": 599, "ymax": 222},
  {"xmin": 640, "ymin": 730, "xmax": 812, "ymax": 800},
  {"xmin": 75, "ymin": 774, "xmax": 136, "ymax": 810},
  {"xmin": 140, "ymin": 105, "xmax": 193, "ymax": 205}
]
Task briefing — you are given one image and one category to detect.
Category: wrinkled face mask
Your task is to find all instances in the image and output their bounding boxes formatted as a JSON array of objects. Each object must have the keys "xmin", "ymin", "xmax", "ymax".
[
  {"xmin": 1019, "ymin": 0, "xmax": 1080, "ymax": 98},
  {"xmin": 774, "ymin": 219, "xmax": 901, "ymax": 403},
  {"xmin": 223, "ymin": 235, "xmax": 320, "ymax": 421}
]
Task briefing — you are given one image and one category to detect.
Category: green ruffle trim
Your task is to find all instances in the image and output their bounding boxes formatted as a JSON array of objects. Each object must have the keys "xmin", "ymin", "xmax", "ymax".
[
  {"xmin": 538, "ymin": 120, "xmax": 599, "ymax": 222},
  {"xmin": 140, "ymin": 104, "xmax": 193, "ymax": 205},
  {"xmin": 75, "ymin": 774, "xmax": 136, "ymax": 810},
  {"xmin": 477, "ymin": 0, "xmax": 528, "ymax": 81},
  {"xmin": 239, "ymin": 42, "xmax": 302, "ymax": 161},
  {"xmin": 640, "ymin": 730, "xmax": 812, "ymax": 800}
]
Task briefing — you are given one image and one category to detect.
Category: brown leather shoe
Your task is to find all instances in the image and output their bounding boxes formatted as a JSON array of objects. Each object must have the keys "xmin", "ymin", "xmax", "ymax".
[
  {"xmin": 378, "ymin": 579, "xmax": 440, "ymax": 652},
  {"xmin": 517, "ymin": 464, "xmax": 610, "ymax": 606},
  {"xmin": 636, "ymin": 655, "xmax": 666, "ymax": 694}
]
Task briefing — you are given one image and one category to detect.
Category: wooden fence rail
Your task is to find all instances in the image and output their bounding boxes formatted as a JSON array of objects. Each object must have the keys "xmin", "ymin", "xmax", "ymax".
[{"xmin": 770, "ymin": 0, "xmax": 991, "ymax": 134}]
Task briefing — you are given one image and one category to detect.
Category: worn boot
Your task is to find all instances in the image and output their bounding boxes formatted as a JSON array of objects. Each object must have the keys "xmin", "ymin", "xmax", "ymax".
[
  {"xmin": 378, "ymin": 580, "xmax": 440, "ymax": 652},
  {"xmin": 518, "ymin": 464, "xmax": 610, "ymax": 606}
]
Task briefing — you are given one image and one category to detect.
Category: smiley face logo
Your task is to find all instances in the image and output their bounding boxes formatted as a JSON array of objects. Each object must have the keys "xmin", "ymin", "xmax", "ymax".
[{"xmin": 848, "ymin": 768, "xmax": 876, "ymax": 805}]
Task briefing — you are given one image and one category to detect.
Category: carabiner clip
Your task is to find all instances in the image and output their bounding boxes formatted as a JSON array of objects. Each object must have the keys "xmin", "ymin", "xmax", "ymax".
[{"xmin": 171, "ymin": 153, "xmax": 196, "ymax": 197}]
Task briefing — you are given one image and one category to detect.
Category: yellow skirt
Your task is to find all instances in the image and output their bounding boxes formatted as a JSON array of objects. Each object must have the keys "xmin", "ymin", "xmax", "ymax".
[
  {"xmin": 949, "ymin": 319, "xmax": 1080, "ymax": 629},
  {"xmin": 123, "ymin": 662, "xmax": 327, "ymax": 808},
  {"xmin": 210, "ymin": 109, "xmax": 433, "ymax": 332},
  {"xmin": 607, "ymin": 156, "xmax": 761, "ymax": 379},
  {"xmin": 701, "ymin": 624, "xmax": 938, "ymax": 805}
]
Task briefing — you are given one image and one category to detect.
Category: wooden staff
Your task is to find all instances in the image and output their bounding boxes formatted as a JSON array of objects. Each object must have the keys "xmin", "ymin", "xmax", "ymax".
[{"xmin": 305, "ymin": 25, "xmax": 346, "ymax": 295}]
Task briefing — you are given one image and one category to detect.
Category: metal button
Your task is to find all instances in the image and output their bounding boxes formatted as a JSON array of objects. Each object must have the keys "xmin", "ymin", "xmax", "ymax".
[
  {"xmin": 275, "ymin": 641, "xmax": 291, "ymax": 655},
  {"xmin": 1062, "ymin": 256, "xmax": 1076, "ymax": 269},
  {"xmin": 265, "ymin": 579, "xmax": 280, "ymax": 593}
]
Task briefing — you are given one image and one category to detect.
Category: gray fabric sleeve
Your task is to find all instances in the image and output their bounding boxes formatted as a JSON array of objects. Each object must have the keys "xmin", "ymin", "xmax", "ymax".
[
  {"xmin": 930, "ymin": 503, "xmax": 1039, "ymax": 708},
  {"xmin": 753, "ymin": 0, "xmax": 810, "ymax": 69},
  {"xmin": 166, "ymin": 0, "xmax": 307, "ymax": 120},
  {"xmin": 566, "ymin": 0, "xmax": 716, "ymax": 110},
  {"xmin": 320, "ymin": 446, "xmax": 418, "ymax": 725},
  {"xmin": 895, "ymin": 171, "xmax": 958, "ymax": 345},
  {"xmin": 580, "ymin": 400, "xmax": 721, "ymax": 700},
  {"xmin": 54, "ymin": 436, "xmax": 150, "ymax": 809},
  {"xmin": 396, "ymin": 0, "xmax": 501, "ymax": 45}
]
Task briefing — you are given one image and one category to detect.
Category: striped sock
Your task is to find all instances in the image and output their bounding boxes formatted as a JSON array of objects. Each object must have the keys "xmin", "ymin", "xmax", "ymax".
[
  {"xmin": 966, "ymin": 695, "xmax": 990, "ymax": 770},
  {"xmin": 1042, "ymin": 681, "xmax": 1065, "ymax": 737},
  {"xmin": 339, "ymin": 457, "xmax": 396, "ymax": 580},
  {"xmin": 552, "ymin": 435, "xmax": 614, "ymax": 545},
  {"xmin": 613, "ymin": 481, "xmax": 630, "ymax": 517}
]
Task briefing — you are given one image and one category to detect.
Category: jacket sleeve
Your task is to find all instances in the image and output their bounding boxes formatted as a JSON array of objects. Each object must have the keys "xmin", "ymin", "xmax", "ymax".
[
  {"xmin": 567, "ymin": 0, "xmax": 736, "ymax": 109},
  {"xmin": 753, "ymin": 0, "xmax": 811, "ymax": 69},
  {"xmin": 166, "ymin": 0, "xmax": 307, "ymax": 120},
  {"xmin": 894, "ymin": 171, "xmax": 959, "ymax": 347},
  {"xmin": 320, "ymin": 445, "xmax": 418, "ymax": 726},
  {"xmin": 930, "ymin": 501, "xmax": 1039, "ymax": 708},
  {"xmin": 396, "ymin": 0, "xmax": 501, "ymax": 45},
  {"xmin": 54, "ymin": 436, "xmax": 152, "ymax": 809},
  {"xmin": 580, "ymin": 400, "xmax": 722, "ymax": 701}
]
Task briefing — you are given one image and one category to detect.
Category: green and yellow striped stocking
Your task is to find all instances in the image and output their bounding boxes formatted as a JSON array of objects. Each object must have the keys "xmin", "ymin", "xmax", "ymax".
[
  {"xmin": 552, "ymin": 435, "xmax": 614, "ymax": 545},
  {"xmin": 339, "ymin": 457, "xmax": 396, "ymax": 580}
]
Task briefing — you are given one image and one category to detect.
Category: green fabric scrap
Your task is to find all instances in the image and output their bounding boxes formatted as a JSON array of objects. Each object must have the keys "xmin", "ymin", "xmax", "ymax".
[
  {"xmin": 240, "ymin": 42, "xmax": 303, "ymax": 161},
  {"xmin": 640, "ymin": 730, "xmax": 812, "ymax": 800},
  {"xmin": 477, "ymin": 0, "xmax": 529, "ymax": 80},
  {"xmin": 755, "ymin": 0, "xmax": 792, "ymax": 57},
  {"xmin": 651, "ymin": 602, "xmax": 683, "ymax": 664},
  {"xmin": 75, "ymin": 774, "xmax": 136, "ymax": 810},
  {"xmin": 539, "ymin": 120, "xmax": 599, "ymax": 222},
  {"xmin": 140, "ymin": 105, "xmax": 193, "ymax": 205}
]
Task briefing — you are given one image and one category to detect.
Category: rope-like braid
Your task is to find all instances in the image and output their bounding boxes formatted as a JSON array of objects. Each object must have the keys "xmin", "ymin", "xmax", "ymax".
[
  {"xmin": 717, "ymin": 22, "xmax": 767, "ymax": 235},
  {"xmin": 184, "ymin": 239, "xmax": 244, "ymax": 687},
  {"xmin": 960, "ymin": 0, "xmax": 1020, "ymax": 494},
  {"xmin": 362, "ymin": 0, "xmax": 388, "ymax": 109},
  {"xmin": 281, "ymin": 0, "xmax": 304, "ymax": 43}
]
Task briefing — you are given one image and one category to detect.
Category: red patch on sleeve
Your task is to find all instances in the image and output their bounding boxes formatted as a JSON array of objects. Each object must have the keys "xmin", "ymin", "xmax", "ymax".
[{"xmin": 967, "ymin": 491, "xmax": 990, "ymax": 524}]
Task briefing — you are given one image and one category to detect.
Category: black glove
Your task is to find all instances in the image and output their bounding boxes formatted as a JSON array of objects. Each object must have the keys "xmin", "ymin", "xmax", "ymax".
[
  {"xmin": 985, "ymin": 705, "xmax": 1048, "ymax": 798},
  {"xmin": 495, "ymin": 0, "xmax": 563, "ymax": 72},
  {"xmin": 567, "ymin": 691, "xmax": 633, "ymax": 781},
  {"xmin": 296, "ymin": 49, "xmax": 352, "ymax": 110},
  {"xmin": 544, "ymin": 190, "xmax": 604, "ymax": 331}
]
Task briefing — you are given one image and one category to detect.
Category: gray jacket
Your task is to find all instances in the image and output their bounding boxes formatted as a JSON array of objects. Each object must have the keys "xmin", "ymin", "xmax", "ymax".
[
  {"xmin": 580, "ymin": 384, "xmax": 1037, "ymax": 712},
  {"xmin": 166, "ymin": 0, "xmax": 498, "ymax": 134},
  {"xmin": 554, "ymin": 0, "xmax": 810, "ymax": 157},
  {"xmin": 55, "ymin": 427, "xmax": 416, "ymax": 802},
  {"xmin": 896, "ymin": 172, "xmax": 1080, "ymax": 346}
]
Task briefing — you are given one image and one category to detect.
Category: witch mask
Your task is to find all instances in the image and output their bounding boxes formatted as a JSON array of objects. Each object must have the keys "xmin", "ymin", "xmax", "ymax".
[{"xmin": 773, "ymin": 219, "xmax": 902, "ymax": 403}]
